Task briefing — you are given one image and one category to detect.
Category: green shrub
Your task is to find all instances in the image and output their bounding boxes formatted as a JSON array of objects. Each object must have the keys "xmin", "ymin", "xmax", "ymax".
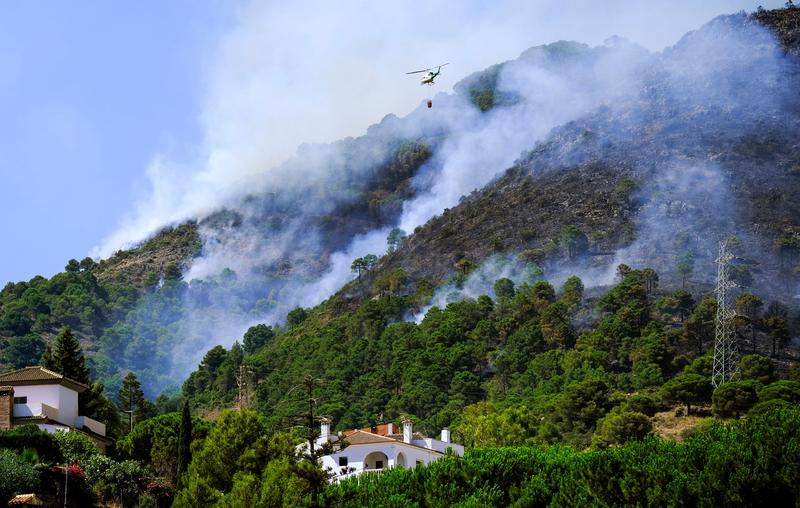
[
  {"xmin": 53, "ymin": 430, "xmax": 100, "ymax": 465},
  {"xmin": 83, "ymin": 455, "xmax": 149, "ymax": 505},
  {"xmin": 622, "ymin": 392, "xmax": 663, "ymax": 416},
  {"xmin": 322, "ymin": 407, "xmax": 800, "ymax": 506},
  {"xmin": 748, "ymin": 398, "xmax": 793, "ymax": 418},
  {"xmin": 0, "ymin": 425, "xmax": 62, "ymax": 462},
  {"xmin": 712, "ymin": 380, "xmax": 760, "ymax": 418},
  {"xmin": 759, "ymin": 380, "xmax": 800, "ymax": 404},
  {"xmin": 591, "ymin": 410, "xmax": 653, "ymax": 449},
  {"xmin": 738, "ymin": 354, "xmax": 775, "ymax": 384},
  {"xmin": 0, "ymin": 449, "xmax": 40, "ymax": 504}
]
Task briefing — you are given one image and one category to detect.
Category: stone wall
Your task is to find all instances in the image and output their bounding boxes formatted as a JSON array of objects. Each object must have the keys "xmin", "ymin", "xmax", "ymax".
[{"xmin": 0, "ymin": 386, "xmax": 13, "ymax": 430}]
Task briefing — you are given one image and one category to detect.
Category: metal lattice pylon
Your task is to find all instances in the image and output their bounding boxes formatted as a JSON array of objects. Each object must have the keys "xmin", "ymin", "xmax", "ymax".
[
  {"xmin": 236, "ymin": 364, "xmax": 254, "ymax": 410},
  {"xmin": 712, "ymin": 239, "xmax": 738, "ymax": 388}
]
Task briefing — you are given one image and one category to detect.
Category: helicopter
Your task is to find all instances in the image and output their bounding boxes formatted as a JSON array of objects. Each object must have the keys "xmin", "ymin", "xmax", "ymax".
[{"xmin": 406, "ymin": 63, "xmax": 449, "ymax": 85}]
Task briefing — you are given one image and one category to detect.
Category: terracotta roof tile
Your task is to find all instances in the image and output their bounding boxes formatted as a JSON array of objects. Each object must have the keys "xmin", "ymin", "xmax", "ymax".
[
  {"xmin": 344, "ymin": 430, "xmax": 399, "ymax": 445},
  {"xmin": 8, "ymin": 493, "xmax": 45, "ymax": 505},
  {"xmin": 0, "ymin": 366, "xmax": 88, "ymax": 392},
  {"xmin": 344, "ymin": 423, "xmax": 409, "ymax": 437}
]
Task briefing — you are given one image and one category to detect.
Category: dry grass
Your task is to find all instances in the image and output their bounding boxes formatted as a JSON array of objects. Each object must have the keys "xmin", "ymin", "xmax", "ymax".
[
  {"xmin": 651, "ymin": 405, "xmax": 712, "ymax": 442},
  {"xmin": 198, "ymin": 407, "xmax": 225, "ymax": 421}
]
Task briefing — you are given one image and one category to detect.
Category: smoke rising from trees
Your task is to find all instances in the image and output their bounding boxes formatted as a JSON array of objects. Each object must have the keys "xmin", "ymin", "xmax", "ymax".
[{"xmin": 90, "ymin": 4, "xmax": 797, "ymax": 393}]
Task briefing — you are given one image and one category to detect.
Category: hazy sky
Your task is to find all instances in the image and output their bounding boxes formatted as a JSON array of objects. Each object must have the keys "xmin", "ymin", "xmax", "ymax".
[{"xmin": 0, "ymin": 0, "xmax": 783, "ymax": 285}]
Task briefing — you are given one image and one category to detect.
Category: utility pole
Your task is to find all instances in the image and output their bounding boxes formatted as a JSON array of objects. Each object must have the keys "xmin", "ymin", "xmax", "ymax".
[
  {"xmin": 121, "ymin": 409, "xmax": 133, "ymax": 432},
  {"xmin": 302, "ymin": 375, "xmax": 320, "ymax": 458},
  {"xmin": 298, "ymin": 375, "xmax": 325, "ymax": 507},
  {"xmin": 712, "ymin": 238, "xmax": 739, "ymax": 388}
]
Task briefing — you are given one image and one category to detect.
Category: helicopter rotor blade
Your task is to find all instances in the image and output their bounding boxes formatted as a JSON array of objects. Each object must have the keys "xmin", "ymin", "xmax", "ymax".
[{"xmin": 406, "ymin": 63, "xmax": 449, "ymax": 75}]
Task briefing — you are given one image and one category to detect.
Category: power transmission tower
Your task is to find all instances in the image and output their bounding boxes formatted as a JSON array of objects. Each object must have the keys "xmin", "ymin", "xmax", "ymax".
[
  {"xmin": 712, "ymin": 238, "xmax": 738, "ymax": 388},
  {"xmin": 235, "ymin": 364, "xmax": 254, "ymax": 410}
]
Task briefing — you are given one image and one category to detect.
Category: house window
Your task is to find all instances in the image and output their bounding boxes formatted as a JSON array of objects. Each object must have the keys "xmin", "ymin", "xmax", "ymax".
[
  {"xmin": 375, "ymin": 460, "xmax": 384, "ymax": 469},
  {"xmin": 13, "ymin": 396, "xmax": 27, "ymax": 404},
  {"xmin": 339, "ymin": 456, "xmax": 348, "ymax": 467}
]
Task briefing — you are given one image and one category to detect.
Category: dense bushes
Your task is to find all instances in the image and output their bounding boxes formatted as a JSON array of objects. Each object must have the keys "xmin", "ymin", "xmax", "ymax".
[
  {"xmin": 0, "ymin": 428, "xmax": 175, "ymax": 507},
  {"xmin": 178, "ymin": 265, "xmax": 797, "ymax": 455},
  {"xmin": 0, "ymin": 449, "xmax": 40, "ymax": 504},
  {"xmin": 0, "ymin": 425, "xmax": 62, "ymax": 463},
  {"xmin": 172, "ymin": 410, "xmax": 311, "ymax": 508},
  {"xmin": 323, "ymin": 407, "xmax": 800, "ymax": 507}
]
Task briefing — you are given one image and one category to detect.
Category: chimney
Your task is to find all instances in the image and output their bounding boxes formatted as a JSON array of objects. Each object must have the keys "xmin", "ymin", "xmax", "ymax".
[
  {"xmin": 320, "ymin": 417, "xmax": 331, "ymax": 440},
  {"xmin": 441, "ymin": 427, "xmax": 451, "ymax": 443},
  {"xmin": 387, "ymin": 422, "xmax": 394, "ymax": 435},
  {"xmin": 0, "ymin": 386, "xmax": 13, "ymax": 430},
  {"xmin": 402, "ymin": 418, "xmax": 412, "ymax": 444}
]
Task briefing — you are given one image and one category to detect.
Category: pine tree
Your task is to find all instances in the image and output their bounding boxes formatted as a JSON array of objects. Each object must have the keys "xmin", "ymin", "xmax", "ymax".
[
  {"xmin": 177, "ymin": 400, "xmax": 193, "ymax": 485},
  {"xmin": 41, "ymin": 325, "xmax": 90, "ymax": 384},
  {"xmin": 118, "ymin": 372, "xmax": 146, "ymax": 431},
  {"xmin": 82, "ymin": 382, "xmax": 123, "ymax": 438}
]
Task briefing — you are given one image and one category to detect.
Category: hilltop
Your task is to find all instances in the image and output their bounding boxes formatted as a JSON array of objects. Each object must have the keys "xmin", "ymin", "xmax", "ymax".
[
  {"xmin": 178, "ymin": 7, "xmax": 800, "ymax": 425},
  {"xmin": 1, "ymin": 8, "xmax": 799, "ymax": 400},
  {"xmin": 2, "ymin": 8, "xmax": 800, "ymax": 507}
]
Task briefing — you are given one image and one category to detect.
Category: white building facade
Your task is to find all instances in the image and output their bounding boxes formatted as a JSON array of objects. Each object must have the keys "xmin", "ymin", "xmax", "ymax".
[
  {"xmin": 316, "ymin": 418, "xmax": 463, "ymax": 482},
  {"xmin": 0, "ymin": 366, "xmax": 108, "ymax": 450}
]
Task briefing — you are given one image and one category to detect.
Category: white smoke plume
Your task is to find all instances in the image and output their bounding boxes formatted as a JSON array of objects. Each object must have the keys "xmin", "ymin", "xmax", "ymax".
[
  {"xmin": 404, "ymin": 10, "xmax": 799, "ymax": 318},
  {"xmin": 90, "ymin": 1, "xmax": 791, "ymax": 393},
  {"xmin": 92, "ymin": 0, "xmax": 773, "ymax": 257}
]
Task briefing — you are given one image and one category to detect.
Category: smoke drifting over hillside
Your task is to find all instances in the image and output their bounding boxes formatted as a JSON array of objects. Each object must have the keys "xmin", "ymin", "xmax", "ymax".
[
  {"xmin": 157, "ymin": 37, "xmax": 659, "ymax": 381},
  {"xmin": 93, "ymin": 1, "xmax": 773, "ymax": 258},
  {"xmin": 404, "ymin": 12, "xmax": 800, "ymax": 316},
  {"xmin": 93, "ymin": 3, "xmax": 798, "ymax": 393}
]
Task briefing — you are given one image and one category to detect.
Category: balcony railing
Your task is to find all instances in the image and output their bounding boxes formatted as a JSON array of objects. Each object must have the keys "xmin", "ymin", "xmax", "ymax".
[
  {"xmin": 330, "ymin": 467, "xmax": 387, "ymax": 483},
  {"xmin": 13, "ymin": 403, "xmax": 106, "ymax": 437},
  {"xmin": 13, "ymin": 402, "xmax": 59, "ymax": 420},
  {"xmin": 75, "ymin": 416, "xmax": 106, "ymax": 436}
]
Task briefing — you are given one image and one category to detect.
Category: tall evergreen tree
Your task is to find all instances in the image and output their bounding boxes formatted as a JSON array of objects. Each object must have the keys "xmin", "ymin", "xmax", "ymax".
[
  {"xmin": 83, "ymin": 382, "xmax": 123, "ymax": 438},
  {"xmin": 118, "ymin": 372, "xmax": 147, "ymax": 431},
  {"xmin": 177, "ymin": 400, "xmax": 193, "ymax": 484},
  {"xmin": 40, "ymin": 325, "xmax": 90, "ymax": 384}
]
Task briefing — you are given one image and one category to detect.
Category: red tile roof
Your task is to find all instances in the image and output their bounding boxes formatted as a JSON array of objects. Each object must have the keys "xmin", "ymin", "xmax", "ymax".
[
  {"xmin": 8, "ymin": 493, "xmax": 44, "ymax": 505},
  {"xmin": 344, "ymin": 430, "xmax": 399, "ymax": 445},
  {"xmin": 345, "ymin": 423, "xmax": 398, "ymax": 437},
  {"xmin": 0, "ymin": 366, "xmax": 89, "ymax": 392}
]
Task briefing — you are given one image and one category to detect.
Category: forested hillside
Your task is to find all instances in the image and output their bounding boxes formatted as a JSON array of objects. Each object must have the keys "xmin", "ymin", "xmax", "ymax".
[
  {"xmin": 173, "ymin": 8, "xmax": 800, "ymax": 431},
  {"xmin": 0, "ymin": 224, "xmax": 200, "ymax": 396},
  {"xmin": 183, "ymin": 263, "xmax": 800, "ymax": 442},
  {"xmin": 0, "ymin": 140, "xmax": 436, "ymax": 396},
  {"xmin": 3, "ymin": 9, "xmax": 800, "ymax": 399},
  {"xmin": 2, "ymin": 7, "xmax": 800, "ymax": 507}
]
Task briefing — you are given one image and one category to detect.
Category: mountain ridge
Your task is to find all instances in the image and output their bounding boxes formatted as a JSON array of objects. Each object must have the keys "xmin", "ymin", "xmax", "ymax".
[{"xmin": 2, "ymin": 8, "xmax": 799, "ymax": 400}]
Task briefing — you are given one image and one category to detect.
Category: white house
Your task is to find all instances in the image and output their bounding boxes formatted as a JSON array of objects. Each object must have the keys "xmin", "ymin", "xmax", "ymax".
[
  {"xmin": 313, "ymin": 418, "xmax": 463, "ymax": 482},
  {"xmin": 0, "ymin": 366, "xmax": 110, "ymax": 451}
]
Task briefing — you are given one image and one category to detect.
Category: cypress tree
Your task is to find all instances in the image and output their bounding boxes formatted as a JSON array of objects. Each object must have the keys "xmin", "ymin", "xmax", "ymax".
[
  {"xmin": 41, "ymin": 325, "xmax": 90, "ymax": 384},
  {"xmin": 177, "ymin": 400, "xmax": 193, "ymax": 484}
]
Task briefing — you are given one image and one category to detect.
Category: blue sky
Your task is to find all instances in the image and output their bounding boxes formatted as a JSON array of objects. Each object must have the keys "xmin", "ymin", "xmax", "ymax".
[
  {"xmin": 0, "ymin": 2, "xmax": 231, "ymax": 283},
  {"xmin": 0, "ymin": 0, "xmax": 783, "ymax": 285}
]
